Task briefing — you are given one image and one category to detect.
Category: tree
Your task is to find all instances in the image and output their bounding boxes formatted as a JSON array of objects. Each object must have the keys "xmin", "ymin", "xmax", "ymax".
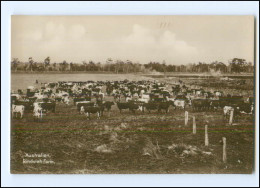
[
  {"xmin": 44, "ymin": 57, "xmax": 50, "ymax": 71},
  {"xmin": 11, "ymin": 58, "xmax": 19, "ymax": 72},
  {"xmin": 28, "ymin": 57, "xmax": 34, "ymax": 72},
  {"xmin": 229, "ymin": 58, "xmax": 247, "ymax": 73}
]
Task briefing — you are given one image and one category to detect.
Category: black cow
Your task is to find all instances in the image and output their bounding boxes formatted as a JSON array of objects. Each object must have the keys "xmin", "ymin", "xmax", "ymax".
[
  {"xmin": 158, "ymin": 102, "xmax": 172, "ymax": 113},
  {"xmin": 192, "ymin": 99, "xmax": 211, "ymax": 111},
  {"xmin": 82, "ymin": 106, "xmax": 103, "ymax": 120},
  {"xmin": 117, "ymin": 102, "xmax": 141, "ymax": 113},
  {"xmin": 143, "ymin": 102, "xmax": 158, "ymax": 113},
  {"xmin": 40, "ymin": 102, "xmax": 56, "ymax": 113}
]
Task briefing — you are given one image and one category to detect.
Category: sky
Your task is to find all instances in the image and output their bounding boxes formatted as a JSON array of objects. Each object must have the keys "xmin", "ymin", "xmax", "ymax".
[{"xmin": 11, "ymin": 15, "xmax": 255, "ymax": 65}]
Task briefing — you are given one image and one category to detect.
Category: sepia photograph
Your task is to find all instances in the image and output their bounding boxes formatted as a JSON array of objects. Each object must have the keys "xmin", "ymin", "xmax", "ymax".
[{"xmin": 9, "ymin": 15, "xmax": 256, "ymax": 175}]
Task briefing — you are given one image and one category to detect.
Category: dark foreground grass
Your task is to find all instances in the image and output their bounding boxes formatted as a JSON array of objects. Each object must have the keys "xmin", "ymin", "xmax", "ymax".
[{"xmin": 10, "ymin": 100, "xmax": 254, "ymax": 174}]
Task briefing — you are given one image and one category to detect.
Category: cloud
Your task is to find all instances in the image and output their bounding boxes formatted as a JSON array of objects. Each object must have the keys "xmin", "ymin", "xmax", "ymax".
[{"xmin": 119, "ymin": 24, "xmax": 199, "ymax": 64}]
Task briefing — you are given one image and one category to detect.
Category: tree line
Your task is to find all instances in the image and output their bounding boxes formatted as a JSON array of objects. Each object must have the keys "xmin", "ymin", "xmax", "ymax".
[{"xmin": 11, "ymin": 57, "xmax": 254, "ymax": 73}]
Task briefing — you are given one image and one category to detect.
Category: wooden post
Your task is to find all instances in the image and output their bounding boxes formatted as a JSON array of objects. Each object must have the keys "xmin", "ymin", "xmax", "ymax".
[
  {"xmin": 205, "ymin": 125, "xmax": 209, "ymax": 146},
  {"xmin": 223, "ymin": 137, "xmax": 227, "ymax": 163},
  {"xmin": 185, "ymin": 111, "xmax": 189, "ymax": 127},
  {"xmin": 229, "ymin": 110, "xmax": 234, "ymax": 125},
  {"xmin": 193, "ymin": 116, "xmax": 196, "ymax": 134}
]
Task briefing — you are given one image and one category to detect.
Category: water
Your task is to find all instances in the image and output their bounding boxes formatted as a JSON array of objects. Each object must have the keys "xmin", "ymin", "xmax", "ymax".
[{"xmin": 11, "ymin": 73, "xmax": 154, "ymax": 91}]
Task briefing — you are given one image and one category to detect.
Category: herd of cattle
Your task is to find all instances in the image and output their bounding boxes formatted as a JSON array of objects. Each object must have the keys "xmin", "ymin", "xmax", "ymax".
[{"xmin": 11, "ymin": 79, "xmax": 254, "ymax": 121}]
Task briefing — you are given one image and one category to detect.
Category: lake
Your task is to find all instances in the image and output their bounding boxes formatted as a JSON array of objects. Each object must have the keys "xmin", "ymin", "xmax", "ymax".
[{"xmin": 11, "ymin": 73, "xmax": 155, "ymax": 91}]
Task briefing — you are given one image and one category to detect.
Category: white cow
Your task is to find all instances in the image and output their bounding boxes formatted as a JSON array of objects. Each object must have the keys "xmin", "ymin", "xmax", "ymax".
[
  {"xmin": 80, "ymin": 106, "xmax": 85, "ymax": 114},
  {"xmin": 173, "ymin": 100, "xmax": 185, "ymax": 109},
  {"xmin": 63, "ymin": 96, "xmax": 70, "ymax": 105},
  {"xmin": 223, "ymin": 106, "xmax": 234, "ymax": 118},
  {"xmin": 141, "ymin": 94, "xmax": 150, "ymax": 100},
  {"xmin": 11, "ymin": 94, "xmax": 21, "ymax": 100},
  {"xmin": 76, "ymin": 101, "xmax": 91, "ymax": 106},
  {"xmin": 33, "ymin": 103, "xmax": 43, "ymax": 120},
  {"xmin": 125, "ymin": 96, "xmax": 133, "ymax": 102},
  {"xmin": 12, "ymin": 104, "xmax": 25, "ymax": 118},
  {"xmin": 137, "ymin": 98, "xmax": 149, "ymax": 103}
]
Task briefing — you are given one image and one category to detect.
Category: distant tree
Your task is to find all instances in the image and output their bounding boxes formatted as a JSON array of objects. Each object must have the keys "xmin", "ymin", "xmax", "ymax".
[
  {"xmin": 230, "ymin": 58, "xmax": 247, "ymax": 73},
  {"xmin": 11, "ymin": 58, "xmax": 19, "ymax": 72},
  {"xmin": 28, "ymin": 57, "xmax": 34, "ymax": 72},
  {"xmin": 44, "ymin": 57, "xmax": 50, "ymax": 71}
]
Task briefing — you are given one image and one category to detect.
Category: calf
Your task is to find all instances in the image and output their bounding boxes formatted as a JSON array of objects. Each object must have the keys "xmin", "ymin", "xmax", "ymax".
[{"xmin": 12, "ymin": 104, "xmax": 25, "ymax": 118}]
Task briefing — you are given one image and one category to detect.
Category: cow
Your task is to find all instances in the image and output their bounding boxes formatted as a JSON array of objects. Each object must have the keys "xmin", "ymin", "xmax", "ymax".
[
  {"xmin": 11, "ymin": 104, "xmax": 25, "ymax": 118},
  {"xmin": 62, "ymin": 96, "xmax": 70, "ymax": 105},
  {"xmin": 117, "ymin": 102, "xmax": 141, "ymax": 113},
  {"xmin": 143, "ymin": 102, "xmax": 158, "ymax": 113},
  {"xmin": 173, "ymin": 99, "xmax": 185, "ymax": 109},
  {"xmin": 223, "ymin": 106, "xmax": 235, "ymax": 119},
  {"xmin": 237, "ymin": 102, "xmax": 254, "ymax": 115},
  {"xmin": 33, "ymin": 103, "xmax": 44, "ymax": 121},
  {"xmin": 82, "ymin": 106, "xmax": 103, "ymax": 120},
  {"xmin": 77, "ymin": 102, "xmax": 95, "ymax": 114},
  {"xmin": 158, "ymin": 102, "xmax": 172, "ymax": 113},
  {"xmin": 102, "ymin": 101, "xmax": 115, "ymax": 112},
  {"xmin": 192, "ymin": 99, "xmax": 211, "ymax": 111},
  {"xmin": 40, "ymin": 102, "xmax": 56, "ymax": 113},
  {"xmin": 137, "ymin": 98, "xmax": 149, "ymax": 103},
  {"xmin": 14, "ymin": 101, "xmax": 34, "ymax": 112},
  {"xmin": 210, "ymin": 100, "xmax": 220, "ymax": 110}
]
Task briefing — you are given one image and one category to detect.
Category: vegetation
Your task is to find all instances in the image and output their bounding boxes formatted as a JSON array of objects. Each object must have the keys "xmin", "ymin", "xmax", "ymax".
[{"xmin": 11, "ymin": 57, "xmax": 254, "ymax": 73}]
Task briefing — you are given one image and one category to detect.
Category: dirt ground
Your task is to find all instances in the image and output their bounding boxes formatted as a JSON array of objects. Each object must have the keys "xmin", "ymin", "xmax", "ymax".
[{"xmin": 10, "ymin": 75, "xmax": 255, "ymax": 174}]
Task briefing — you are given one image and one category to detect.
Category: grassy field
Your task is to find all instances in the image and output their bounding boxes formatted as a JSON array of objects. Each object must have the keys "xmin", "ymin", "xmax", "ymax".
[{"xmin": 10, "ymin": 74, "xmax": 255, "ymax": 174}]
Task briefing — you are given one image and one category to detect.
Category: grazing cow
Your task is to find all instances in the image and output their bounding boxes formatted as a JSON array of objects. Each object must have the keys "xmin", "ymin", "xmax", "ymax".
[{"xmin": 12, "ymin": 104, "xmax": 25, "ymax": 118}]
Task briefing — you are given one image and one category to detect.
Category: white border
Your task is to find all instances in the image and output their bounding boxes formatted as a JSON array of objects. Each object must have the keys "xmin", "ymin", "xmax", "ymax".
[{"xmin": 1, "ymin": 1, "xmax": 259, "ymax": 187}]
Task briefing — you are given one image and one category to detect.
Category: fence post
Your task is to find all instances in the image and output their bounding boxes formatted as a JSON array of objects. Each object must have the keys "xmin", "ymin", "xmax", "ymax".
[
  {"xmin": 229, "ymin": 110, "xmax": 234, "ymax": 125},
  {"xmin": 205, "ymin": 125, "xmax": 209, "ymax": 146},
  {"xmin": 223, "ymin": 137, "xmax": 227, "ymax": 163},
  {"xmin": 185, "ymin": 111, "xmax": 189, "ymax": 127},
  {"xmin": 193, "ymin": 116, "xmax": 196, "ymax": 134}
]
